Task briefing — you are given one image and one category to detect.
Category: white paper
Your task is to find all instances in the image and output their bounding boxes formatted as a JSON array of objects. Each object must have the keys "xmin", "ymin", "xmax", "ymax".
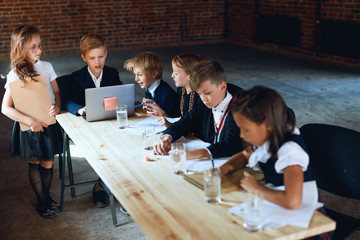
[
  {"xmin": 228, "ymin": 181, "xmax": 323, "ymax": 229},
  {"xmin": 186, "ymin": 157, "xmax": 228, "ymax": 173},
  {"xmin": 125, "ymin": 116, "xmax": 180, "ymax": 135},
  {"xmin": 143, "ymin": 137, "xmax": 226, "ymax": 173},
  {"xmin": 174, "ymin": 136, "xmax": 211, "ymax": 150}
]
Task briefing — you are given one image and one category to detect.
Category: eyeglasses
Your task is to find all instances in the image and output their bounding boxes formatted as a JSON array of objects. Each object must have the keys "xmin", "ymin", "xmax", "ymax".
[
  {"xmin": 29, "ymin": 44, "xmax": 43, "ymax": 53},
  {"xmin": 176, "ymin": 55, "xmax": 191, "ymax": 74}
]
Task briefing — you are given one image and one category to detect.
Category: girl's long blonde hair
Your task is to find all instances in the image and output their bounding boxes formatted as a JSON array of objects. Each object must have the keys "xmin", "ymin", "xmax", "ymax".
[{"xmin": 10, "ymin": 25, "xmax": 40, "ymax": 80}]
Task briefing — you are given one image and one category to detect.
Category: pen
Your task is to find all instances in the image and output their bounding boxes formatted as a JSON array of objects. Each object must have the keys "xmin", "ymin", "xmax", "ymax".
[{"xmin": 134, "ymin": 100, "xmax": 153, "ymax": 108}]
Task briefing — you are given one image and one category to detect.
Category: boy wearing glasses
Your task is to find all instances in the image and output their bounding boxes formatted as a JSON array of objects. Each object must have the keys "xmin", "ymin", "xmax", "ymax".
[
  {"xmin": 124, "ymin": 52, "xmax": 180, "ymax": 118},
  {"xmin": 154, "ymin": 59, "xmax": 243, "ymax": 160}
]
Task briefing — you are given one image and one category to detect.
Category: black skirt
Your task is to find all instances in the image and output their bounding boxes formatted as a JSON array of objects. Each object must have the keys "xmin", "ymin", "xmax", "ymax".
[{"xmin": 9, "ymin": 121, "xmax": 63, "ymax": 161}]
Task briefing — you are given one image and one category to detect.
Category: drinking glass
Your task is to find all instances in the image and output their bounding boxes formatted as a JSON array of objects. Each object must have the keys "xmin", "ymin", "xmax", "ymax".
[
  {"xmin": 171, "ymin": 143, "xmax": 186, "ymax": 174},
  {"xmin": 116, "ymin": 104, "xmax": 128, "ymax": 129},
  {"xmin": 203, "ymin": 167, "xmax": 221, "ymax": 203},
  {"xmin": 142, "ymin": 125, "xmax": 155, "ymax": 150},
  {"xmin": 242, "ymin": 190, "xmax": 263, "ymax": 232}
]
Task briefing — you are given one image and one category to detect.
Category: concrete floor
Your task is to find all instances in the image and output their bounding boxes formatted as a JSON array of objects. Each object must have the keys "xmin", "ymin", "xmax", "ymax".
[{"xmin": 0, "ymin": 43, "xmax": 359, "ymax": 239}]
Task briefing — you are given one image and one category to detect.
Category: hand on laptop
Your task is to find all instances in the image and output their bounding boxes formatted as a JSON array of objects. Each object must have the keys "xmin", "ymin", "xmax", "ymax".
[{"xmin": 77, "ymin": 107, "xmax": 86, "ymax": 116}]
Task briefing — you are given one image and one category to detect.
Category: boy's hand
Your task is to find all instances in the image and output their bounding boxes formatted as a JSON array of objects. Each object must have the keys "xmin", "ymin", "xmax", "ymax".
[
  {"xmin": 145, "ymin": 101, "xmax": 165, "ymax": 116},
  {"xmin": 154, "ymin": 135, "xmax": 172, "ymax": 155},
  {"xmin": 156, "ymin": 116, "xmax": 170, "ymax": 127},
  {"xmin": 77, "ymin": 107, "xmax": 86, "ymax": 116},
  {"xmin": 142, "ymin": 98, "xmax": 153, "ymax": 113}
]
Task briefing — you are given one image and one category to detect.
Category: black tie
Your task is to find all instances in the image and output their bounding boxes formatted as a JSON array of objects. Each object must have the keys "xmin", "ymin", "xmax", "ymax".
[{"xmin": 145, "ymin": 88, "xmax": 152, "ymax": 99}]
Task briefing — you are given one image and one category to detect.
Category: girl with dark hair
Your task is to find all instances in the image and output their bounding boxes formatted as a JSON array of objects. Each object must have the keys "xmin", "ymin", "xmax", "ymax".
[{"xmin": 220, "ymin": 86, "xmax": 313, "ymax": 210}]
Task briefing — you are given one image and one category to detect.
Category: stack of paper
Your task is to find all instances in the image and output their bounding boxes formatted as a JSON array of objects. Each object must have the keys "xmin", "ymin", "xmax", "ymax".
[{"xmin": 124, "ymin": 116, "xmax": 180, "ymax": 135}]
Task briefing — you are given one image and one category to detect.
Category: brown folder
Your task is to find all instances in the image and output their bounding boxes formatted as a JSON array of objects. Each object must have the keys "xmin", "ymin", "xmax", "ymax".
[
  {"xmin": 9, "ymin": 75, "xmax": 56, "ymax": 131},
  {"xmin": 183, "ymin": 167, "xmax": 264, "ymax": 194}
]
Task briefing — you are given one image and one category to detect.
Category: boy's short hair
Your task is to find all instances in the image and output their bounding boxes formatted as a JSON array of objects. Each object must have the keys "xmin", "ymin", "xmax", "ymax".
[
  {"xmin": 190, "ymin": 59, "xmax": 226, "ymax": 91},
  {"xmin": 80, "ymin": 33, "xmax": 106, "ymax": 56},
  {"xmin": 124, "ymin": 52, "xmax": 163, "ymax": 79}
]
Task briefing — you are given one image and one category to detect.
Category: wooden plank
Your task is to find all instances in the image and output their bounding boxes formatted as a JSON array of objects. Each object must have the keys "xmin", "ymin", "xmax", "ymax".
[{"xmin": 56, "ymin": 112, "xmax": 336, "ymax": 240}]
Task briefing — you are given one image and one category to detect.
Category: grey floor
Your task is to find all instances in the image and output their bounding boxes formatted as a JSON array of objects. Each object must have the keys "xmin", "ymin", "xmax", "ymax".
[{"xmin": 0, "ymin": 43, "xmax": 359, "ymax": 239}]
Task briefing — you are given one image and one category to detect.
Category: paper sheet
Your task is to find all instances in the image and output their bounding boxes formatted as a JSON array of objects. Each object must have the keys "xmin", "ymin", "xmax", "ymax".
[
  {"xmin": 228, "ymin": 181, "xmax": 323, "ymax": 229},
  {"xmin": 186, "ymin": 157, "xmax": 228, "ymax": 172},
  {"xmin": 124, "ymin": 116, "xmax": 180, "ymax": 135},
  {"xmin": 144, "ymin": 136, "xmax": 221, "ymax": 172}
]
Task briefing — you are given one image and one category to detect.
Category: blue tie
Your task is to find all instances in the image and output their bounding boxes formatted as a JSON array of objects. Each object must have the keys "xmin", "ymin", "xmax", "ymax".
[{"xmin": 145, "ymin": 88, "xmax": 152, "ymax": 99}]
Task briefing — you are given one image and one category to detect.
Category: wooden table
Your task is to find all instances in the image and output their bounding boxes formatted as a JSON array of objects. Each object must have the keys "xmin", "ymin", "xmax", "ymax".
[{"xmin": 56, "ymin": 111, "xmax": 335, "ymax": 240}]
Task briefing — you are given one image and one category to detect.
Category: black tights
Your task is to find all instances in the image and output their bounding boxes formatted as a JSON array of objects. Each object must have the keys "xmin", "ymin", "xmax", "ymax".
[{"xmin": 28, "ymin": 162, "xmax": 54, "ymax": 204}]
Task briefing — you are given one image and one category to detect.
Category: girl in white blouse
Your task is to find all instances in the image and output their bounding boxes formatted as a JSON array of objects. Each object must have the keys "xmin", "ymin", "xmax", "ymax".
[
  {"xmin": 220, "ymin": 86, "xmax": 314, "ymax": 210},
  {"xmin": 1, "ymin": 25, "xmax": 62, "ymax": 219}
]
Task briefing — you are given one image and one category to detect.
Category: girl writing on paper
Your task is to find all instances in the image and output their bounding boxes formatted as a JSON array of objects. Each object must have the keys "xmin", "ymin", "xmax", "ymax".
[
  {"xmin": 151, "ymin": 53, "xmax": 202, "ymax": 128},
  {"xmin": 220, "ymin": 86, "xmax": 315, "ymax": 210},
  {"xmin": 1, "ymin": 25, "xmax": 62, "ymax": 219}
]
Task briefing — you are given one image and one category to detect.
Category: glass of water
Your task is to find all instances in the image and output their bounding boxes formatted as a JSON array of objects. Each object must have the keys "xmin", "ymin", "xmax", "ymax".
[
  {"xmin": 242, "ymin": 190, "xmax": 263, "ymax": 232},
  {"xmin": 142, "ymin": 125, "xmax": 155, "ymax": 150},
  {"xmin": 171, "ymin": 143, "xmax": 186, "ymax": 174},
  {"xmin": 204, "ymin": 167, "xmax": 221, "ymax": 203},
  {"xmin": 116, "ymin": 104, "xmax": 128, "ymax": 129}
]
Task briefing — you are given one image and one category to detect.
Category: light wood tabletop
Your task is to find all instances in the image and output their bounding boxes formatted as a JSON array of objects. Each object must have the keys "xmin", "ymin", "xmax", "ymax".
[{"xmin": 56, "ymin": 111, "xmax": 335, "ymax": 240}]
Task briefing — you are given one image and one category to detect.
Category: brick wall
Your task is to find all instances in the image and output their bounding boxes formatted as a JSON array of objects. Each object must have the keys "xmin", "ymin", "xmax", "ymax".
[
  {"xmin": 1, "ymin": 0, "xmax": 360, "ymax": 69},
  {"xmin": 0, "ymin": 0, "xmax": 225, "ymax": 60},
  {"xmin": 227, "ymin": 0, "xmax": 360, "ymax": 69}
]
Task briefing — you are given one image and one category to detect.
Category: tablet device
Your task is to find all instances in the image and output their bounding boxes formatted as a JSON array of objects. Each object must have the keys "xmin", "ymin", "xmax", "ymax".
[{"xmin": 85, "ymin": 84, "xmax": 135, "ymax": 122}]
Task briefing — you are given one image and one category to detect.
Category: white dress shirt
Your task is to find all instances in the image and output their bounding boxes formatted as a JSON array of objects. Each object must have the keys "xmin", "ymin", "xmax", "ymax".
[{"xmin": 87, "ymin": 67, "xmax": 103, "ymax": 88}]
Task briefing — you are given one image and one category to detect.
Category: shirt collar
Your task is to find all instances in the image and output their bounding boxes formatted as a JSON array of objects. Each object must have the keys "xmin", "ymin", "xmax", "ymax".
[
  {"xmin": 212, "ymin": 91, "xmax": 232, "ymax": 113},
  {"xmin": 147, "ymin": 79, "xmax": 161, "ymax": 97},
  {"xmin": 87, "ymin": 66, "xmax": 103, "ymax": 88},
  {"xmin": 247, "ymin": 127, "xmax": 301, "ymax": 169}
]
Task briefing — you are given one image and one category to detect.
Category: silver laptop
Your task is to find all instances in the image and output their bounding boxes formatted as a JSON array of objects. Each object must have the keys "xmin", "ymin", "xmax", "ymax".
[{"xmin": 85, "ymin": 84, "xmax": 135, "ymax": 122}]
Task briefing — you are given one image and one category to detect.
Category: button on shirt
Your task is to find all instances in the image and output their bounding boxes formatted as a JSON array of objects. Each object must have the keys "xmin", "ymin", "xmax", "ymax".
[
  {"xmin": 212, "ymin": 91, "xmax": 233, "ymax": 130},
  {"xmin": 88, "ymin": 67, "xmax": 103, "ymax": 88}
]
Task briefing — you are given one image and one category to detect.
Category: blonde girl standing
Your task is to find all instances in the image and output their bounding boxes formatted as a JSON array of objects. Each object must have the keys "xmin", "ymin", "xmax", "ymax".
[{"xmin": 1, "ymin": 25, "xmax": 62, "ymax": 219}]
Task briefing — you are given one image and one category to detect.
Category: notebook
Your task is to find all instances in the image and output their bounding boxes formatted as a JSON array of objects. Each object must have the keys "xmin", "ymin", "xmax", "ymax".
[{"xmin": 84, "ymin": 84, "xmax": 135, "ymax": 122}]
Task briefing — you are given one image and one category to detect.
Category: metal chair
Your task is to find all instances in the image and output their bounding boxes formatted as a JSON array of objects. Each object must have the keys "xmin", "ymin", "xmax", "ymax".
[{"xmin": 300, "ymin": 123, "xmax": 360, "ymax": 240}]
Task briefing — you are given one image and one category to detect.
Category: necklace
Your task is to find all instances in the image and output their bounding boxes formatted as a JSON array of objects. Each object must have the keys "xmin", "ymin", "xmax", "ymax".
[{"xmin": 180, "ymin": 87, "xmax": 195, "ymax": 116}]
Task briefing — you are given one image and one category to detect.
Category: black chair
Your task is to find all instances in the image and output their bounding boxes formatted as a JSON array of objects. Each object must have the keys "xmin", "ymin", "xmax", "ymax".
[
  {"xmin": 56, "ymin": 74, "xmax": 73, "ymax": 179},
  {"xmin": 300, "ymin": 123, "xmax": 360, "ymax": 240},
  {"xmin": 56, "ymin": 74, "xmax": 72, "ymax": 112}
]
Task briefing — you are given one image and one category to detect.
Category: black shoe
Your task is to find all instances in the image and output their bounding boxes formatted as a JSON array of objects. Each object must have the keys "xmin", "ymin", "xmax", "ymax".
[
  {"xmin": 120, "ymin": 206, "xmax": 129, "ymax": 215},
  {"xmin": 36, "ymin": 200, "xmax": 55, "ymax": 219},
  {"xmin": 92, "ymin": 185, "xmax": 108, "ymax": 208},
  {"xmin": 47, "ymin": 196, "xmax": 60, "ymax": 212}
]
